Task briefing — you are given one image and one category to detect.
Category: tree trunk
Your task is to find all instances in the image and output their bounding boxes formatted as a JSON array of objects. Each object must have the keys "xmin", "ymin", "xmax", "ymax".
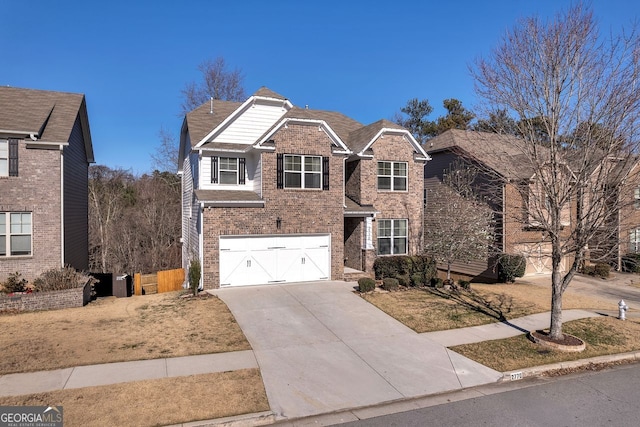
[{"xmin": 549, "ymin": 245, "xmax": 564, "ymax": 339}]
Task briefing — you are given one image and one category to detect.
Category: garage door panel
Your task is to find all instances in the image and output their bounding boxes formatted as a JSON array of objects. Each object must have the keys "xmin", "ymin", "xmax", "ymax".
[{"xmin": 302, "ymin": 247, "xmax": 330, "ymax": 280}]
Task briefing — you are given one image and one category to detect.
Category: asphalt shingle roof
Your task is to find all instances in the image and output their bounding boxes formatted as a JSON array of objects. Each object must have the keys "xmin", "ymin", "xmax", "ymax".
[
  {"xmin": 0, "ymin": 86, "xmax": 86, "ymax": 142},
  {"xmin": 427, "ymin": 129, "xmax": 536, "ymax": 180}
]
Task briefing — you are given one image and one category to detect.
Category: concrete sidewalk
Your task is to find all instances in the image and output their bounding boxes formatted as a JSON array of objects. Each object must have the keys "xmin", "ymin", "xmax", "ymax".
[{"xmin": 0, "ymin": 350, "xmax": 257, "ymax": 397}]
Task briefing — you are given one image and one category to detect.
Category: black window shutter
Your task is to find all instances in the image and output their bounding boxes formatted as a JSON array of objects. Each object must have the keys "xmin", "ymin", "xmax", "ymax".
[
  {"xmin": 239, "ymin": 157, "xmax": 246, "ymax": 185},
  {"xmin": 211, "ymin": 156, "xmax": 218, "ymax": 184},
  {"xmin": 277, "ymin": 154, "xmax": 284, "ymax": 189},
  {"xmin": 8, "ymin": 139, "xmax": 18, "ymax": 177},
  {"xmin": 322, "ymin": 156, "xmax": 329, "ymax": 190}
]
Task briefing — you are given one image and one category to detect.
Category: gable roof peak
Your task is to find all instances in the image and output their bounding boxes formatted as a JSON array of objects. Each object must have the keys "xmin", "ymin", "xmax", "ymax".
[{"xmin": 252, "ymin": 87, "xmax": 287, "ymax": 100}]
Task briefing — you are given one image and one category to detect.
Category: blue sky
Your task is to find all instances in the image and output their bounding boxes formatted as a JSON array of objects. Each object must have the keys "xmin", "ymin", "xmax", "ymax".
[{"xmin": 3, "ymin": 1, "xmax": 639, "ymax": 174}]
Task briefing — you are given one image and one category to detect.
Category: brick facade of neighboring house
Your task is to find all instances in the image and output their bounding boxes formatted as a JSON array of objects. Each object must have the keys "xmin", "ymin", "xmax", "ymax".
[
  {"xmin": 179, "ymin": 88, "xmax": 428, "ymax": 289},
  {"xmin": 0, "ymin": 87, "xmax": 94, "ymax": 282},
  {"xmin": 425, "ymin": 129, "xmax": 574, "ymax": 280}
]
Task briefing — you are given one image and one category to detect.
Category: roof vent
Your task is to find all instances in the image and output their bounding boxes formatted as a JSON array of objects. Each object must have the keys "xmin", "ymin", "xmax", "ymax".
[{"xmin": 305, "ymin": 105, "xmax": 309, "ymax": 109}]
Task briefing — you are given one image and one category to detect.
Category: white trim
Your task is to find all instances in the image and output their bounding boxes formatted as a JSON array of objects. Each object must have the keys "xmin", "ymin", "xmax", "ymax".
[
  {"xmin": 0, "ymin": 129, "xmax": 39, "ymax": 136},
  {"xmin": 358, "ymin": 128, "xmax": 430, "ymax": 160},
  {"xmin": 25, "ymin": 141, "xmax": 69, "ymax": 149},
  {"xmin": 194, "ymin": 95, "xmax": 293, "ymax": 149}
]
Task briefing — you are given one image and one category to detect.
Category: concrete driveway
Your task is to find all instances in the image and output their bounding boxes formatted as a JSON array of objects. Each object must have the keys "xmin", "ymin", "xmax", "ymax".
[{"xmin": 213, "ymin": 281, "xmax": 502, "ymax": 420}]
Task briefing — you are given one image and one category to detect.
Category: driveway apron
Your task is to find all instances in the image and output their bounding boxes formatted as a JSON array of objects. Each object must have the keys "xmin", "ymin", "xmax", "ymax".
[{"xmin": 213, "ymin": 281, "xmax": 502, "ymax": 420}]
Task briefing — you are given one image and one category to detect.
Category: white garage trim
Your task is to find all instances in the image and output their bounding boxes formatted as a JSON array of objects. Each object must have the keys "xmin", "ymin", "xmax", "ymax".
[{"xmin": 219, "ymin": 234, "xmax": 331, "ymax": 287}]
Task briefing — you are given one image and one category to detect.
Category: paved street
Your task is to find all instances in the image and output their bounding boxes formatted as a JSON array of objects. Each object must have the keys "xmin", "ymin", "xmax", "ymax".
[{"xmin": 334, "ymin": 363, "xmax": 640, "ymax": 426}]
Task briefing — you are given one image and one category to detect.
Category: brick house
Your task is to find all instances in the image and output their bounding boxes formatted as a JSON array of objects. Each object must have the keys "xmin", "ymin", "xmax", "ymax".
[
  {"xmin": 179, "ymin": 87, "xmax": 429, "ymax": 289},
  {"xmin": 0, "ymin": 87, "xmax": 94, "ymax": 281},
  {"xmin": 589, "ymin": 158, "xmax": 640, "ymax": 270},
  {"xmin": 425, "ymin": 129, "xmax": 573, "ymax": 280}
]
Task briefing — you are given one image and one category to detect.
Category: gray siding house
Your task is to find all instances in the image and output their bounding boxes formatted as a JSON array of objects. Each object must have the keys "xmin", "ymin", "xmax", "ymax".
[{"xmin": 0, "ymin": 87, "xmax": 94, "ymax": 281}]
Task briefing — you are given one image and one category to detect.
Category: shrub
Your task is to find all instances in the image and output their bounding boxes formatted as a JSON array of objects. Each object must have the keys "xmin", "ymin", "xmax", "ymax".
[
  {"xmin": 189, "ymin": 258, "xmax": 201, "ymax": 296},
  {"xmin": 2, "ymin": 272, "xmax": 28, "ymax": 294},
  {"xmin": 583, "ymin": 263, "xmax": 610, "ymax": 278},
  {"xmin": 458, "ymin": 279, "xmax": 471, "ymax": 290},
  {"xmin": 374, "ymin": 255, "xmax": 437, "ymax": 283},
  {"xmin": 397, "ymin": 274, "xmax": 410, "ymax": 287},
  {"xmin": 411, "ymin": 273, "xmax": 425, "ymax": 287},
  {"xmin": 357, "ymin": 277, "xmax": 376, "ymax": 293},
  {"xmin": 382, "ymin": 278, "xmax": 399, "ymax": 291},
  {"xmin": 497, "ymin": 254, "xmax": 526, "ymax": 283},
  {"xmin": 622, "ymin": 254, "xmax": 640, "ymax": 273},
  {"xmin": 33, "ymin": 266, "xmax": 92, "ymax": 292},
  {"xmin": 431, "ymin": 277, "xmax": 443, "ymax": 288}
]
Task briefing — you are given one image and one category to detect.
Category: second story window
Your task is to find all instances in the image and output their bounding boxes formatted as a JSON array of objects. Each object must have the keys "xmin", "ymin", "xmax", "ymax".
[
  {"xmin": 285, "ymin": 155, "xmax": 321, "ymax": 189},
  {"xmin": 377, "ymin": 161, "xmax": 407, "ymax": 191},
  {"xmin": 635, "ymin": 188, "xmax": 640, "ymax": 209},
  {"xmin": 211, "ymin": 156, "xmax": 245, "ymax": 185}
]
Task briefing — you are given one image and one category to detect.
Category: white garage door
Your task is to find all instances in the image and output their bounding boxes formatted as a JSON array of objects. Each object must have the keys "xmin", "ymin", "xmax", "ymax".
[{"xmin": 219, "ymin": 234, "xmax": 330, "ymax": 287}]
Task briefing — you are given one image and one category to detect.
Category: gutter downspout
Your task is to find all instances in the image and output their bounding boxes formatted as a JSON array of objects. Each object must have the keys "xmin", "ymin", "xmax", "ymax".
[
  {"xmin": 199, "ymin": 202, "xmax": 204, "ymax": 290},
  {"xmin": 60, "ymin": 145, "xmax": 65, "ymax": 267}
]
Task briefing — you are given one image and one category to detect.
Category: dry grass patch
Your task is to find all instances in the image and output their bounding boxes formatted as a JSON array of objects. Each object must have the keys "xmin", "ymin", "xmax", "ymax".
[
  {"xmin": 361, "ymin": 287, "xmax": 543, "ymax": 333},
  {"xmin": 361, "ymin": 283, "xmax": 613, "ymax": 333},
  {"xmin": 0, "ymin": 292, "xmax": 250, "ymax": 374},
  {"xmin": 451, "ymin": 317, "xmax": 640, "ymax": 372},
  {"xmin": 474, "ymin": 283, "xmax": 613, "ymax": 311},
  {"xmin": 0, "ymin": 368, "xmax": 269, "ymax": 427}
]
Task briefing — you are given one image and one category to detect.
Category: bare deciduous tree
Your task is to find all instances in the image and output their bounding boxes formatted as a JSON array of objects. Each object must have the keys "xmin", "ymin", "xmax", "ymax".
[
  {"xmin": 472, "ymin": 4, "xmax": 640, "ymax": 339},
  {"xmin": 180, "ymin": 56, "xmax": 246, "ymax": 114},
  {"xmin": 150, "ymin": 126, "xmax": 178, "ymax": 173},
  {"xmin": 89, "ymin": 166, "xmax": 181, "ymax": 275},
  {"xmin": 424, "ymin": 164, "xmax": 495, "ymax": 281}
]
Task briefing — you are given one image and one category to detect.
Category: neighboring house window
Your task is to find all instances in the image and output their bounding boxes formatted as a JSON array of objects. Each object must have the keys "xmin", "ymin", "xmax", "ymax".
[
  {"xmin": 377, "ymin": 219, "xmax": 408, "ymax": 255},
  {"xmin": 635, "ymin": 188, "xmax": 640, "ymax": 209},
  {"xmin": 211, "ymin": 156, "xmax": 245, "ymax": 185},
  {"xmin": 2, "ymin": 139, "xmax": 19, "ymax": 177},
  {"xmin": 377, "ymin": 161, "xmax": 407, "ymax": 191},
  {"xmin": 277, "ymin": 154, "xmax": 329, "ymax": 190},
  {"xmin": 0, "ymin": 140, "xmax": 7, "ymax": 176},
  {"xmin": 631, "ymin": 228, "xmax": 640, "ymax": 253},
  {"xmin": 0, "ymin": 212, "xmax": 32, "ymax": 256}
]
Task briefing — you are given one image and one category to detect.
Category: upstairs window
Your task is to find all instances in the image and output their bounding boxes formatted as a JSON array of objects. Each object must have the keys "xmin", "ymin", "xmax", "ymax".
[
  {"xmin": 377, "ymin": 161, "xmax": 407, "ymax": 191},
  {"xmin": 277, "ymin": 154, "xmax": 329, "ymax": 190},
  {"xmin": 377, "ymin": 219, "xmax": 408, "ymax": 255},
  {"xmin": 211, "ymin": 156, "xmax": 245, "ymax": 185},
  {"xmin": 635, "ymin": 188, "xmax": 640, "ymax": 209},
  {"xmin": 0, "ymin": 212, "xmax": 32, "ymax": 256}
]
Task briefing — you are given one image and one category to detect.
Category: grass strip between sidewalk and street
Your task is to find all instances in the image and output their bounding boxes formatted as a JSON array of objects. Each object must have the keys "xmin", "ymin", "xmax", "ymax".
[
  {"xmin": 451, "ymin": 316, "xmax": 640, "ymax": 372},
  {"xmin": 0, "ymin": 368, "xmax": 268, "ymax": 427}
]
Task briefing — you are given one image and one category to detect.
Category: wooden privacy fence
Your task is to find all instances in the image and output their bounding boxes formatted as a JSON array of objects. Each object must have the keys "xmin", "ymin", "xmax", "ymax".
[{"xmin": 134, "ymin": 268, "xmax": 185, "ymax": 295}]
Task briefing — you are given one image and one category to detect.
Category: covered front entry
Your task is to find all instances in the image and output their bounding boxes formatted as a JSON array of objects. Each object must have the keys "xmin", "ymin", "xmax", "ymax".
[{"xmin": 219, "ymin": 234, "xmax": 330, "ymax": 287}]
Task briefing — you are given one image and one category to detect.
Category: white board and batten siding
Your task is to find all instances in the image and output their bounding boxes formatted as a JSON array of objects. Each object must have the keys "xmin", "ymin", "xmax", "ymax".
[
  {"xmin": 213, "ymin": 102, "xmax": 287, "ymax": 146},
  {"xmin": 219, "ymin": 234, "xmax": 331, "ymax": 287}
]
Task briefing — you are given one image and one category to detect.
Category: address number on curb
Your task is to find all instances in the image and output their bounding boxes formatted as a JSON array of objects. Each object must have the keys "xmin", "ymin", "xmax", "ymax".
[{"xmin": 510, "ymin": 372, "xmax": 523, "ymax": 381}]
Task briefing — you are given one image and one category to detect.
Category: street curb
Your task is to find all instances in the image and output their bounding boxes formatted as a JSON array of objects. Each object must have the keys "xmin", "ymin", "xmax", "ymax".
[
  {"xmin": 500, "ymin": 350, "xmax": 640, "ymax": 382},
  {"xmin": 166, "ymin": 410, "xmax": 276, "ymax": 427}
]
